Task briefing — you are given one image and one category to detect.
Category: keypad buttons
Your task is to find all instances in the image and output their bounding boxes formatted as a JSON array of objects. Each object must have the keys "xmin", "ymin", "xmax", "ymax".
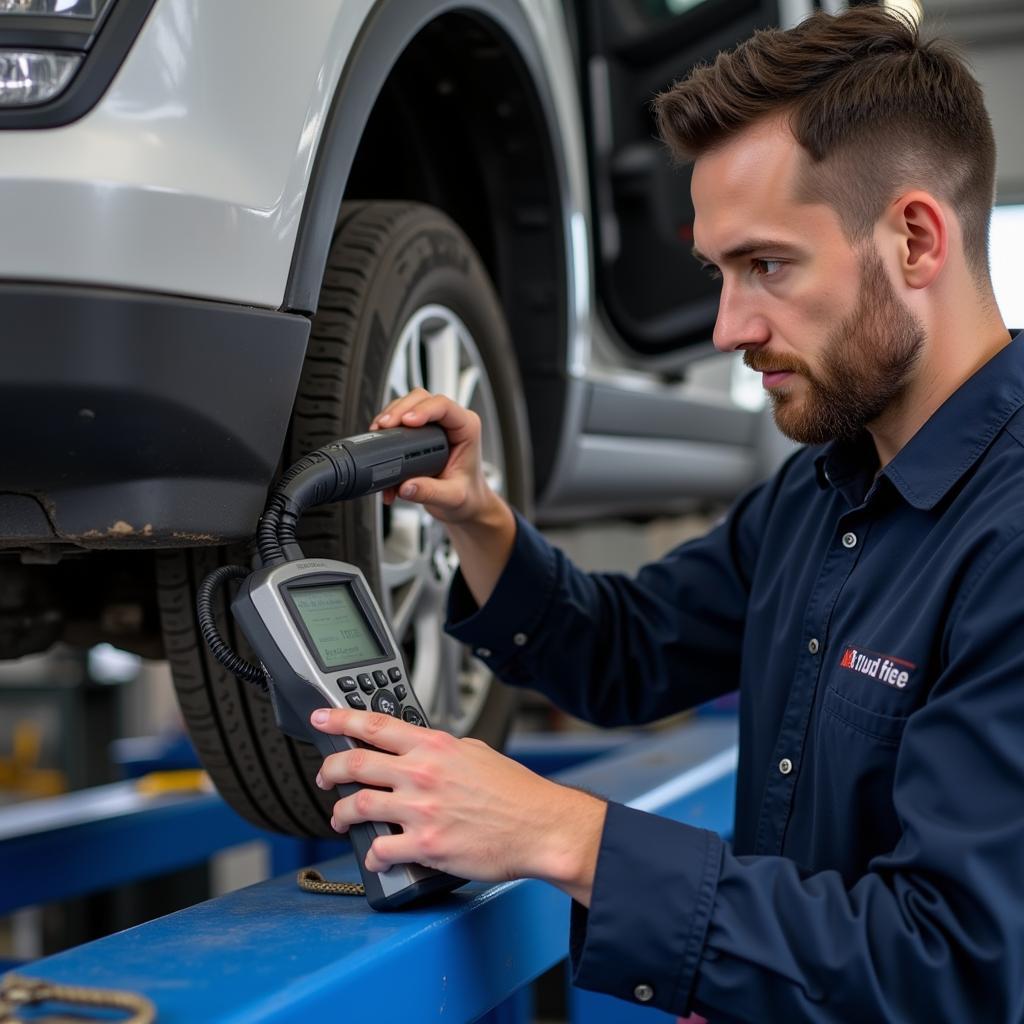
[
  {"xmin": 394, "ymin": 684, "xmax": 407, "ymax": 701},
  {"xmin": 388, "ymin": 667, "xmax": 403, "ymax": 683},
  {"xmin": 357, "ymin": 673, "xmax": 374, "ymax": 694},
  {"xmin": 338, "ymin": 676, "xmax": 357, "ymax": 692},
  {"xmin": 373, "ymin": 670, "xmax": 388, "ymax": 688},
  {"xmin": 346, "ymin": 694, "xmax": 367, "ymax": 710},
  {"xmin": 402, "ymin": 706, "xmax": 425, "ymax": 726},
  {"xmin": 371, "ymin": 690, "xmax": 400, "ymax": 717}
]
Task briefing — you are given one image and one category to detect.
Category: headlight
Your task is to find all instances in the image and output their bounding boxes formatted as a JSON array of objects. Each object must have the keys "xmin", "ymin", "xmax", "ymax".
[
  {"xmin": 0, "ymin": 1, "xmax": 109, "ymax": 17},
  {"xmin": 0, "ymin": 0, "xmax": 127, "ymax": 117},
  {"xmin": 0, "ymin": 49, "xmax": 81, "ymax": 105}
]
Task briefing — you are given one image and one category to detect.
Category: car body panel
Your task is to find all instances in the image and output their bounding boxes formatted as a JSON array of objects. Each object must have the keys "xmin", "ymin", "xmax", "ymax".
[
  {"xmin": 0, "ymin": 0, "xmax": 371, "ymax": 306},
  {"xmin": 0, "ymin": 0, "xmax": 792, "ymax": 547},
  {"xmin": 0, "ymin": 0, "xmax": 594, "ymax": 323}
]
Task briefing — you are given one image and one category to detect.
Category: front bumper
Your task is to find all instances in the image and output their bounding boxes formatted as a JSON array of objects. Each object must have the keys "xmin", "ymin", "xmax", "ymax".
[{"xmin": 1, "ymin": 283, "xmax": 309, "ymax": 553}]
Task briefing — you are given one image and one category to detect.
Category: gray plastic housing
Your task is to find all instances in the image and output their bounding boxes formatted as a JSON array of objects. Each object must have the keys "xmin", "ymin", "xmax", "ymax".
[{"xmin": 231, "ymin": 556, "xmax": 466, "ymax": 910}]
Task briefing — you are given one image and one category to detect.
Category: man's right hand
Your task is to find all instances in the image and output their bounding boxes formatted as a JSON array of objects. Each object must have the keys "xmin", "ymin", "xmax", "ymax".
[
  {"xmin": 370, "ymin": 388, "xmax": 517, "ymax": 608},
  {"xmin": 370, "ymin": 388, "xmax": 495, "ymax": 524}
]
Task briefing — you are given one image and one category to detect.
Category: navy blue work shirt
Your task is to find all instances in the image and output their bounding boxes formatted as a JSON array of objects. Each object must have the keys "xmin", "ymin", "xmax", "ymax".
[{"xmin": 447, "ymin": 331, "xmax": 1024, "ymax": 1021}]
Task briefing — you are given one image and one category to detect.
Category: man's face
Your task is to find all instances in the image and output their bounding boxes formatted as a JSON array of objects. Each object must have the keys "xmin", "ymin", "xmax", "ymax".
[{"xmin": 691, "ymin": 119, "xmax": 925, "ymax": 444}]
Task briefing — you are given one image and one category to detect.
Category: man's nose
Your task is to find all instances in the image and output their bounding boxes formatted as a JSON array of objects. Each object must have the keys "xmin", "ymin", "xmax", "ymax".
[{"xmin": 712, "ymin": 281, "xmax": 770, "ymax": 353}]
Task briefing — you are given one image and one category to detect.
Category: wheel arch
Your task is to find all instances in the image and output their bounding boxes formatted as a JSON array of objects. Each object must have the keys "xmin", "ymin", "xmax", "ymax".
[{"xmin": 284, "ymin": 0, "xmax": 574, "ymax": 498}]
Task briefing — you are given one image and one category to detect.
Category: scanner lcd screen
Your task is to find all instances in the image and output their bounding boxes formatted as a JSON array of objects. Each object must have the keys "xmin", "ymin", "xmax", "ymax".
[{"xmin": 290, "ymin": 584, "xmax": 384, "ymax": 668}]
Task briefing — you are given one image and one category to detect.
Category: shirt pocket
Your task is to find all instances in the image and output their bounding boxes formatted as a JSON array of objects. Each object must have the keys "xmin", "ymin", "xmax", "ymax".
[{"xmin": 820, "ymin": 684, "xmax": 909, "ymax": 747}]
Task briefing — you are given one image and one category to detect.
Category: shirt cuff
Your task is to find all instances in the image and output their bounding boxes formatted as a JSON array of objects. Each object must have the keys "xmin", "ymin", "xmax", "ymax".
[
  {"xmin": 444, "ymin": 510, "xmax": 557, "ymax": 677},
  {"xmin": 569, "ymin": 801, "xmax": 723, "ymax": 1016}
]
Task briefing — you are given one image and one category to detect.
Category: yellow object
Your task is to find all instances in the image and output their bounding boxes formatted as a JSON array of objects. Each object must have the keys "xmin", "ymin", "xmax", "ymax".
[
  {"xmin": 0, "ymin": 721, "xmax": 67, "ymax": 798},
  {"xmin": 135, "ymin": 769, "xmax": 210, "ymax": 795}
]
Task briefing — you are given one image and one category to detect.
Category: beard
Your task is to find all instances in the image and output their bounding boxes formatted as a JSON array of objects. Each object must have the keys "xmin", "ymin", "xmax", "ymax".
[{"xmin": 745, "ymin": 248, "xmax": 925, "ymax": 445}]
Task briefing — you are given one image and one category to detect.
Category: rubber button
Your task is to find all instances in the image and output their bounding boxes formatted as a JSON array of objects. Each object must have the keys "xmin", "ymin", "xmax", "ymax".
[
  {"xmin": 338, "ymin": 676, "xmax": 357, "ymax": 692},
  {"xmin": 357, "ymin": 673, "xmax": 374, "ymax": 694},
  {"xmin": 395, "ymin": 684, "xmax": 407, "ymax": 701},
  {"xmin": 402, "ymin": 706, "xmax": 425, "ymax": 726},
  {"xmin": 388, "ymin": 667, "xmax": 403, "ymax": 683},
  {"xmin": 371, "ymin": 690, "xmax": 400, "ymax": 717},
  {"xmin": 373, "ymin": 670, "xmax": 388, "ymax": 688},
  {"xmin": 346, "ymin": 694, "xmax": 367, "ymax": 710}
]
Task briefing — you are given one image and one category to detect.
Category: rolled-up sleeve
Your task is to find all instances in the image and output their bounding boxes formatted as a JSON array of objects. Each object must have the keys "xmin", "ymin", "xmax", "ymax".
[{"xmin": 570, "ymin": 527, "xmax": 1024, "ymax": 1021}]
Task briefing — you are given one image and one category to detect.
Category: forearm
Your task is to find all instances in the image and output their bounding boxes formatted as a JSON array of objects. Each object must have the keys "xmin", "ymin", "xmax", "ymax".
[{"xmin": 445, "ymin": 491, "xmax": 517, "ymax": 608}]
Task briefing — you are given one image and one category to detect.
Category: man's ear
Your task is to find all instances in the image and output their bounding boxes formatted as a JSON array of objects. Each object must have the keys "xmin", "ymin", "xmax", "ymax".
[{"xmin": 882, "ymin": 190, "xmax": 948, "ymax": 289}]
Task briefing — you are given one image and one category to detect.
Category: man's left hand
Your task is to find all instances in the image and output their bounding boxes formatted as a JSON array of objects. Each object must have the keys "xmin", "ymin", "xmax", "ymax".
[{"xmin": 311, "ymin": 708, "xmax": 607, "ymax": 906}]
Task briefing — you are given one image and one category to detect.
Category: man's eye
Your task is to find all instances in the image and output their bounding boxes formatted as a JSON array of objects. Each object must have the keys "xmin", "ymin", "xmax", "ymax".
[{"xmin": 752, "ymin": 259, "xmax": 784, "ymax": 277}]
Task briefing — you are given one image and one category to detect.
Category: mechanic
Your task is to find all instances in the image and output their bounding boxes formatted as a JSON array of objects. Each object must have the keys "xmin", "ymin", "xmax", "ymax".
[{"xmin": 310, "ymin": 7, "xmax": 1023, "ymax": 1020}]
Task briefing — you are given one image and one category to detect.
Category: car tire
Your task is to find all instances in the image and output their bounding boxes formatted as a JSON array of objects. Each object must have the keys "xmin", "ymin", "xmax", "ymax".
[{"xmin": 157, "ymin": 202, "xmax": 531, "ymax": 837}]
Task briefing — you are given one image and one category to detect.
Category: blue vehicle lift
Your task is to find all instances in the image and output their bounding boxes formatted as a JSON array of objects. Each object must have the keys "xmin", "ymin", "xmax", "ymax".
[{"xmin": 0, "ymin": 718, "xmax": 737, "ymax": 1023}]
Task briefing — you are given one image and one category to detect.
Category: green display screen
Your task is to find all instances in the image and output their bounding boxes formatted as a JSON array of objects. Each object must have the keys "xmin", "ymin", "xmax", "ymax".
[{"xmin": 290, "ymin": 584, "xmax": 384, "ymax": 668}]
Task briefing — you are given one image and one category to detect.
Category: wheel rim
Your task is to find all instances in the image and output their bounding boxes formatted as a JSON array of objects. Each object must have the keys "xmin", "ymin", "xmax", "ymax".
[{"xmin": 377, "ymin": 304, "xmax": 507, "ymax": 735}]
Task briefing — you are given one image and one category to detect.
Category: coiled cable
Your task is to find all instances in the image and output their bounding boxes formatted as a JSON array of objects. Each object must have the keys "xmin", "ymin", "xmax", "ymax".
[
  {"xmin": 257, "ymin": 451, "xmax": 328, "ymax": 565},
  {"xmin": 196, "ymin": 564, "xmax": 266, "ymax": 687}
]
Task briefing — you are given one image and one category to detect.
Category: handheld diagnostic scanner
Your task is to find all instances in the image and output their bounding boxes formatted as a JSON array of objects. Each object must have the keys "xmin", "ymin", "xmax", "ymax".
[
  {"xmin": 231, "ymin": 556, "xmax": 465, "ymax": 910},
  {"xmin": 198, "ymin": 425, "xmax": 467, "ymax": 910}
]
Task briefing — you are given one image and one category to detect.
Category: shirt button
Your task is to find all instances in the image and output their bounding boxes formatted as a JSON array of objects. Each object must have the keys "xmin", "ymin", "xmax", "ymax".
[
  {"xmin": 633, "ymin": 984, "xmax": 654, "ymax": 1003},
  {"xmin": 513, "ymin": 632, "xmax": 528, "ymax": 646},
  {"xmin": 474, "ymin": 647, "xmax": 492, "ymax": 659},
  {"xmin": 779, "ymin": 757, "xmax": 793, "ymax": 775},
  {"xmin": 842, "ymin": 531, "xmax": 858, "ymax": 549},
  {"xmin": 808, "ymin": 638, "xmax": 820, "ymax": 655}
]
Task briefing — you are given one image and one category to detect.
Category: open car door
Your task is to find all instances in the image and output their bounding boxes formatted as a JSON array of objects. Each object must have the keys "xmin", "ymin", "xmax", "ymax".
[{"xmin": 574, "ymin": 0, "xmax": 790, "ymax": 354}]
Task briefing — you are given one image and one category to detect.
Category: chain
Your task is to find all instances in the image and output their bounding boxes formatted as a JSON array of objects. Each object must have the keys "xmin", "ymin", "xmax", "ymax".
[
  {"xmin": 0, "ymin": 973, "xmax": 155, "ymax": 1024},
  {"xmin": 0, "ymin": 872, "xmax": 365, "ymax": 1024},
  {"xmin": 0, "ymin": 876, "xmax": 361, "ymax": 1024},
  {"xmin": 296, "ymin": 867, "xmax": 365, "ymax": 896}
]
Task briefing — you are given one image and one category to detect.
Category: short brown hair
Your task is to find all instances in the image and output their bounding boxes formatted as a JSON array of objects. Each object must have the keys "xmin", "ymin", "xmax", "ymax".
[{"xmin": 654, "ymin": 7, "xmax": 997, "ymax": 282}]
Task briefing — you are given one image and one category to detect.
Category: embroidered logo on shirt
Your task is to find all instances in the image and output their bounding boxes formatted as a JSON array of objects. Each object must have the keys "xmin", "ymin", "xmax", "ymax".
[{"xmin": 839, "ymin": 645, "xmax": 916, "ymax": 689}]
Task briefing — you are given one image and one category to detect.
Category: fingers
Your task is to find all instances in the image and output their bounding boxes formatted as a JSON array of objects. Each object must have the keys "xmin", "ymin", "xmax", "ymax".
[
  {"xmin": 317, "ymin": 745, "xmax": 401, "ymax": 791},
  {"xmin": 310, "ymin": 708, "xmax": 423, "ymax": 756},
  {"xmin": 330, "ymin": 786, "xmax": 404, "ymax": 835},
  {"xmin": 370, "ymin": 388, "xmax": 430, "ymax": 430},
  {"xmin": 371, "ymin": 391, "xmax": 481, "ymax": 446},
  {"xmin": 394, "ymin": 474, "xmax": 469, "ymax": 513},
  {"xmin": 365, "ymin": 833, "xmax": 421, "ymax": 873}
]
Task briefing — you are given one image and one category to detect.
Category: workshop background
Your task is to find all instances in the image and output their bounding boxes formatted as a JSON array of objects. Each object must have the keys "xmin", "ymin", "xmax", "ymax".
[{"xmin": 1, "ymin": 0, "xmax": 1022, "ymax": 1021}]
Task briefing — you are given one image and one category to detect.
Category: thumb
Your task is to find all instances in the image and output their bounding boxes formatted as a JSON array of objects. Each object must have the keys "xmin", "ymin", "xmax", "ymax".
[{"xmin": 396, "ymin": 475, "xmax": 467, "ymax": 512}]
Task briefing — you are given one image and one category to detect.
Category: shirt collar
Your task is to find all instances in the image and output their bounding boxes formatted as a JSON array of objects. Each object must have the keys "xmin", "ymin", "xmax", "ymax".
[{"xmin": 815, "ymin": 331, "xmax": 1024, "ymax": 510}]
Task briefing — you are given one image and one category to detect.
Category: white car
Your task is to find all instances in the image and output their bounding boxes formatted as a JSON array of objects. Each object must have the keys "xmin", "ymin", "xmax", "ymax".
[{"xmin": 0, "ymin": 0, "xmax": 797, "ymax": 836}]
